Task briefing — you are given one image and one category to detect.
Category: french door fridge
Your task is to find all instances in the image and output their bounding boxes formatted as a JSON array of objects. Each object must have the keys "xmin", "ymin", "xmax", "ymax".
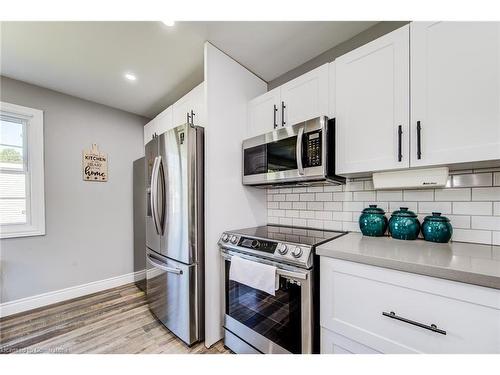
[{"xmin": 145, "ymin": 123, "xmax": 204, "ymax": 346}]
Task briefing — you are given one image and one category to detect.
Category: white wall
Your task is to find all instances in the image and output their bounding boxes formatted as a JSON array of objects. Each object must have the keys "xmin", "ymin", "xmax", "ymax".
[
  {"xmin": 0, "ymin": 77, "xmax": 148, "ymax": 304},
  {"xmin": 204, "ymin": 43, "xmax": 267, "ymax": 347}
]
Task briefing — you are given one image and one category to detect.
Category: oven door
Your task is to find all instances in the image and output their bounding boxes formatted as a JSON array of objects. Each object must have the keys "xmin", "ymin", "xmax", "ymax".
[
  {"xmin": 242, "ymin": 116, "xmax": 328, "ymax": 186},
  {"xmin": 221, "ymin": 251, "xmax": 313, "ymax": 354}
]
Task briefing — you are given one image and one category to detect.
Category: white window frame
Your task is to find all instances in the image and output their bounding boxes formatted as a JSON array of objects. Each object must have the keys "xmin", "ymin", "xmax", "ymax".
[{"xmin": 0, "ymin": 101, "xmax": 45, "ymax": 239}]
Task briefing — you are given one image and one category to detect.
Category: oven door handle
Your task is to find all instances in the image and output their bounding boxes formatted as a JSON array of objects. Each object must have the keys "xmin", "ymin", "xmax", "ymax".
[
  {"xmin": 296, "ymin": 126, "xmax": 305, "ymax": 175},
  {"xmin": 220, "ymin": 251, "xmax": 308, "ymax": 280}
]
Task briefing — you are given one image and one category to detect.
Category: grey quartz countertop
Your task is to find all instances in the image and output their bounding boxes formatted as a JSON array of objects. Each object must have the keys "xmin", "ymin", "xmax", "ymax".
[{"xmin": 316, "ymin": 232, "xmax": 500, "ymax": 290}]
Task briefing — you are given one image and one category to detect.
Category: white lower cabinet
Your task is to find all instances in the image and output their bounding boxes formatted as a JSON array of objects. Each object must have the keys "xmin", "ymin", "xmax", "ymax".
[{"xmin": 320, "ymin": 257, "xmax": 500, "ymax": 354}]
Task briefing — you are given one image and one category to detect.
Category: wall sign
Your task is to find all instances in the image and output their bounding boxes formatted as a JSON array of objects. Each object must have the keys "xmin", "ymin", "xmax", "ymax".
[{"xmin": 82, "ymin": 144, "xmax": 108, "ymax": 182}]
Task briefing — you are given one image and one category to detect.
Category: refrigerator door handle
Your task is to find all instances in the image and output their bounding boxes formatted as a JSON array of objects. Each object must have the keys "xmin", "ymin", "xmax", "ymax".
[
  {"xmin": 157, "ymin": 156, "xmax": 166, "ymax": 235},
  {"xmin": 147, "ymin": 254, "xmax": 183, "ymax": 275},
  {"xmin": 150, "ymin": 156, "xmax": 161, "ymax": 235}
]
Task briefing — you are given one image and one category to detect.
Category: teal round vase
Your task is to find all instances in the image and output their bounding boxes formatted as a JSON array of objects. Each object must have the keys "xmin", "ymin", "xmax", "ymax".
[
  {"xmin": 359, "ymin": 205, "xmax": 388, "ymax": 237},
  {"xmin": 422, "ymin": 212, "xmax": 453, "ymax": 243},
  {"xmin": 389, "ymin": 207, "xmax": 420, "ymax": 240}
]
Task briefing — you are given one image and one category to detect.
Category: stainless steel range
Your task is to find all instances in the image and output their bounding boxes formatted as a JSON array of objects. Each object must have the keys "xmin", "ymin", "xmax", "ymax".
[{"xmin": 218, "ymin": 225, "xmax": 346, "ymax": 354}]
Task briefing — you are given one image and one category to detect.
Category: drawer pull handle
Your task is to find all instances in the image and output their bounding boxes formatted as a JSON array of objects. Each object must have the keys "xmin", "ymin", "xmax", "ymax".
[{"xmin": 382, "ymin": 311, "xmax": 446, "ymax": 335}]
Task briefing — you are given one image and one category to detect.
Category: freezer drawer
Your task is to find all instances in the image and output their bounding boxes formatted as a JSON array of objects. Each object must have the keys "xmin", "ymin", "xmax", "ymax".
[{"xmin": 146, "ymin": 249, "xmax": 200, "ymax": 345}]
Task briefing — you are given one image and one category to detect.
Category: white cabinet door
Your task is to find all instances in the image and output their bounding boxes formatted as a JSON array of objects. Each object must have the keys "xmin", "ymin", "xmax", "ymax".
[
  {"xmin": 155, "ymin": 106, "xmax": 173, "ymax": 134},
  {"xmin": 247, "ymin": 87, "xmax": 281, "ymax": 137},
  {"xmin": 173, "ymin": 82, "xmax": 205, "ymax": 127},
  {"xmin": 410, "ymin": 22, "xmax": 500, "ymax": 167},
  {"xmin": 335, "ymin": 25, "xmax": 410, "ymax": 175},
  {"xmin": 328, "ymin": 62, "xmax": 336, "ymax": 119},
  {"xmin": 144, "ymin": 119, "xmax": 156, "ymax": 145},
  {"xmin": 280, "ymin": 63, "xmax": 329, "ymax": 126}
]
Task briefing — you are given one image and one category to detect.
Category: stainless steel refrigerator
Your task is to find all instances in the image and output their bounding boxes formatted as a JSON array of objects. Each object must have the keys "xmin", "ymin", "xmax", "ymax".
[{"xmin": 145, "ymin": 123, "xmax": 204, "ymax": 346}]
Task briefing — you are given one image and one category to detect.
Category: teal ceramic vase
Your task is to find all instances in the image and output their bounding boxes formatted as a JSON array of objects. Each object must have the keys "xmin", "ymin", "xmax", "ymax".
[
  {"xmin": 389, "ymin": 207, "xmax": 420, "ymax": 240},
  {"xmin": 359, "ymin": 205, "xmax": 388, "ymax": 237},
  {"xmin": 422, "ymin": 212, "xmax": 453, "ymax": 243}
]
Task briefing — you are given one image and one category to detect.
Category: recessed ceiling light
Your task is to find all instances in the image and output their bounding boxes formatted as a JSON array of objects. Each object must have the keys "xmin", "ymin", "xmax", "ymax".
[
  {"xmin": 124, "ymin": 73, "xmax": 137, "ymax": 81},
  {"xmin": 161, "ymin": 20, "xmax": 175, "ymax": 27}
]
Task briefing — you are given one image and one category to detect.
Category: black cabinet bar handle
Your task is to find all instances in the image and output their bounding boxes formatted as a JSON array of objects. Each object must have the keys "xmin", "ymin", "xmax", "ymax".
[
  {"xmin": 281, "ymin": 101, "xmax": 286, "ymax": 127},
  {"xmin": 382, "ymin": 311, "xmax": 446, "ymax": 335},
  {"xmin": 186, "ymin": 112, "xmax": 191, "ymax": 125},
  {"xmin": 417, "ymin": 121, "xmax": 422, "ymax": 160},
  {"xmin": 190, "ymin": 110, "xmax": 195, "ymax": 126},
  {"xmin": 398, "ymin": 125, "xmax": 403, "ymax": 162},
  {"xmin": 273, "ymin": 104, "xmax": 278, "ymax": 129}
]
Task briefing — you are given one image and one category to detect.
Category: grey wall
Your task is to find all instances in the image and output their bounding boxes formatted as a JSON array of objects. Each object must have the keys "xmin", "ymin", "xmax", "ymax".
[
  {"xmin": 0, "ymin": 76, "xmax": 148, "ymax": 303},
  {"xmin": 268, "ymin": 21, "xmax": 409, "ymax": 89}
]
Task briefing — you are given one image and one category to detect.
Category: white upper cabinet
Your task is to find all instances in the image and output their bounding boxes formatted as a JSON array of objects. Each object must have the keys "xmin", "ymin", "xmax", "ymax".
[
  {"xmin": 173, "ymin": 82, "xmax": 205, "ymax": 127},
  {"xmin": 247, "ymin": 87, "xmax": 281, "ymax": 137},
  {"xmin": 246, "ymin": 63, "xmax": 329, "ymax": 138},
  {"xmin": 328, "ymin": 62, "xmax": 336, "ymax": 118},
  {"xmin": 280, "ymin": 63, "xmax": 329, "ymax": 126},
  {"xmin": 143, "ymin": 106, "xmax": 173, "ymax": 145},
  {"xmin": 335, "ymin": 25, "xmax": 410, "ymax": 175},
  {"xmin": 410, "ymin": 22, "xmax": 500, "ymax": 167}
]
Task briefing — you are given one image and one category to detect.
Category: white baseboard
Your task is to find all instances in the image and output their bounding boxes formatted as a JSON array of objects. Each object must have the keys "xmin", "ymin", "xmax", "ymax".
[{"xmin": 0, "ymin": 269, "xmax": 146, "ymax": 318}]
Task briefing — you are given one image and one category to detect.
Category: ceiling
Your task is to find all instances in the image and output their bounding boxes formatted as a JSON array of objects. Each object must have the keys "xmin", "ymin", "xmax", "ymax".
[{"xmin": 0, "ymin": 21, "xmax": 377, "ymax": 118}]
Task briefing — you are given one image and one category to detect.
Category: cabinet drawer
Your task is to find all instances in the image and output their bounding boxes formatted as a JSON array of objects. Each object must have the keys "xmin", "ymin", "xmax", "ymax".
[
  {"xmin": 321, "ymin": 258, "xmax": 500, "ymax": 353},
  {"xmin": 321, "ymin": 327, "xmax": 380, "ymax": 354}
]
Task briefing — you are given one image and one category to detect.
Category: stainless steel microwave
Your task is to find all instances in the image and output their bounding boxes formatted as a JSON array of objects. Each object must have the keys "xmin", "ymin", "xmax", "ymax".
[{"xmin": 242, "ymin": 116, "xmax": 345, "ymax": 187}]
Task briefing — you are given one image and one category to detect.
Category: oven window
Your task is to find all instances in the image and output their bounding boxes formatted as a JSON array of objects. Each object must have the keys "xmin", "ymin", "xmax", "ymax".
[
  {"xmin": 267, "ymin": 136, "xmax": 297, "ymax": 172},
  {"xmin": 243, "ymin": 145, "xmax": 267, "ymax": 176},
  {"xmin": 225, "ymin": 260, "xmax": 302, "ymax": 354}
]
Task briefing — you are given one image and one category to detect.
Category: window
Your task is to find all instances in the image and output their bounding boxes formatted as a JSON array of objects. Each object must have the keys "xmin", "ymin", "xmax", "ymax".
[{"xmin": 0, "ymin": 102, "xmax": 45, "ymax": 238}]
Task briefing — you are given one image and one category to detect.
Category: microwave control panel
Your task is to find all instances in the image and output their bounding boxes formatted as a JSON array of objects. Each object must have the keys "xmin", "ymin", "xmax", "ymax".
[{"xmin": 304, "ymin": 130, "xmax": 322, "ymax": 168}]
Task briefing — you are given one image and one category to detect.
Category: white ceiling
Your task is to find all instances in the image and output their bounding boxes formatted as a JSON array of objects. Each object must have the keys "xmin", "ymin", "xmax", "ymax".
[{"xmin": 0, "ymin": 21, "xmax": 377, "ymax": 118}]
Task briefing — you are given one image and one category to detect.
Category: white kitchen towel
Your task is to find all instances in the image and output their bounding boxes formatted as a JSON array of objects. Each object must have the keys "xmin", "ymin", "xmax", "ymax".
[{"xmin": 229, "ymin": 256, "xmax": 278, "ymax": 296}]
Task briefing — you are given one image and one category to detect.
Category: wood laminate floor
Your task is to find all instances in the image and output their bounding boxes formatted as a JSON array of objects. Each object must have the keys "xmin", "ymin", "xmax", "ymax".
[{"xmin": 0, "ymin": 283, "xmax": 230, "ymax": 354}]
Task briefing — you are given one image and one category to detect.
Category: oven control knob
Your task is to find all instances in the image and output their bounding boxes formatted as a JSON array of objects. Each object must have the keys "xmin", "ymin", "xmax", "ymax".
[
  {"xmin": 230, "ymin": 235, "xmax": 238, "ymax": 244},
  {"xmin": 278, "ymin": 244, "xmax": 288, "ymax": 255},
  {"xmin": 292, "ymin": 247, "xmax": 303, "ymax": 258},
  {"xmin": 251, "ymin": 240, "xmax": 260, "ymax": 249},
  {"xmin": 221, "ymin": 234, "xmax": 229, "ymax": 242}
]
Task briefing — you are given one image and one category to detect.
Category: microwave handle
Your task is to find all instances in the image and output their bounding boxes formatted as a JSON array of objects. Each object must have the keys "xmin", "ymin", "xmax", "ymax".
[{"xmin": 296, "ymin": 126, "xmax": 305, "ymax": 175}]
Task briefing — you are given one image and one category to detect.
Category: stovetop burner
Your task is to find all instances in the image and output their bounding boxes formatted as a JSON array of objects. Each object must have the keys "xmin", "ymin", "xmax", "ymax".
[{"xmin": 218, "ymin": 224, "xmax": 346, "ymax": 269}]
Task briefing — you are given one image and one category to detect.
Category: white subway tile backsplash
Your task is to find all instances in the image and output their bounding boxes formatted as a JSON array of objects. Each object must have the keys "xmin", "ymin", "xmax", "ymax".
[
  {"xmin": 353, "ymin": 191, "xmax": 376, "ymax": 201},
  {"xmin": 493, "ymin": 232, "xmax": 500, "ymax": 246},
  {"xmin": 316, "ymin": 192, "xmax": 333, "ymax": 201},
  {"xmin": 323, "ymin": 185, "xmax": 343, "ymax": 192},
  {"xmin": 268, "ymin": 172, "xmax": 500, "ymax": 245},
  {"xmin": 389, "ymin": 202, "xmax": 418, "ymax": 213},
  {"xmin": 279, "ymin": 202, "xmax": 292, "ymax": 209},
  {"xmin": 315, "ymin": 211, "xmax": 333, "ymax": 220},
  {"xmin": 307, "ymin": 219, "xmax": 324, "ymax": 229},
  {"xmin": 403, "ymin": 189, "xmax": 434, "ymax": 201},
  {"xmin": 471, "ymin": 216, "xmax": 500, "ymax": 231},
  {"xmin": 343, "ymin": 181, "xmax": 364, "ymax": 192},
  {"xmin": 434, "ymin": 188, "xmax": 471, "ymax": 201},
  {"xmin": 418, "ymin": 201, "xmax": 452, "ymax": 214},
  {"xmin": 446, "ymin": 215, "xmax": 471, "ymax": 229},
  {"xmin": 299, "ymin": 193, "xmax": 315, "ymax": 201},
  {"xmin": 323, "ymin": 221, "xmax": 343, "ymax": 231},
  {"xmin": 333, "ymin": 192, "xmax": 352, "ymax": 201},
  {"xmin": 453, "ymin": 202, "xmax": 492, "ymax": 215},
  {"xmin": 268, "ymin": 201, "xmax": 279, "ymax": 209},
  {"xmin": 306, "ymin": 186, "xmax": 324, "ymax": 193},
  {"xmin": 377, "ymin": 190, "xmax": 403, "ymax": 201},
  {"xmin": 494, "ymin": 202, "xmax": 500, "ymax": 216},
  {"xmin": 324, "ymin": 201, "xmax": 343, "ymax": 211},
  {"xmin": 307, "ymin": 201, "xmax": 324, "ymax": 211},
  {"xmin": 343, "ymin": 201, "xmax": 364, "ymax": 212},
  {"xmin": 472, "ymin": 187, "xmax": 500, "ymax": 201},
  {"xmin": 452, "ymin": 229, "xmax": 491, "ymax": 245}
]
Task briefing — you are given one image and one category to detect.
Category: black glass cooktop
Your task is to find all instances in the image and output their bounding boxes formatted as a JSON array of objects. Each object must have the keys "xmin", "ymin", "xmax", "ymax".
[{"xmin": 231, "ymin": 225, "xmax": 346, "ymax": 247}]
